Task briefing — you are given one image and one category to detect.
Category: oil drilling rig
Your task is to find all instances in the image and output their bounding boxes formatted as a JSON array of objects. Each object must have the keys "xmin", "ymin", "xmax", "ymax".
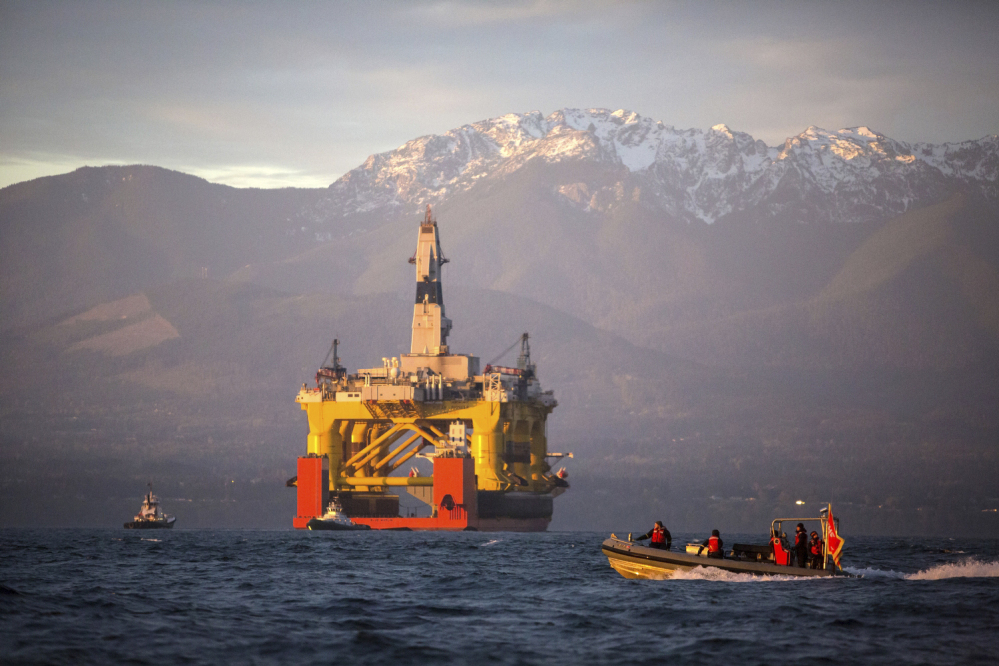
[{"xmin": 291, "ymin": 206, "xmax": 570, "ymax": 530}]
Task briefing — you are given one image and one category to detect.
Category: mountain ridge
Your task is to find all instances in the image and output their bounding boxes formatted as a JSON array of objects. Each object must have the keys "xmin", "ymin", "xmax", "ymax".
[{"xmin": 320, "ymin": 108, "xmax": 998, "ymax": 225}]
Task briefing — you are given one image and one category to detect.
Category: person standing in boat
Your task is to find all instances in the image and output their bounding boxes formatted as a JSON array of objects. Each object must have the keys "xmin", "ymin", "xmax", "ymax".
[
  {"xmin": 634, "ymin": 520, "xmax": 672, "ymax": 550},
  {"xmin": 809, "ymin": 530, "xmax": 825, "ymax": 569},
  {"xmin": 793, "ymin": 523, "xmax": 809, "ymax": 568},
  {"xmin": 704, "ymin": 529, "xmax": 723, "ymax": 559}
]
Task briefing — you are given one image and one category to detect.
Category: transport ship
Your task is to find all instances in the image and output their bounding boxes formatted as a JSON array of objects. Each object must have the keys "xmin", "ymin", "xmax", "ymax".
[{"xmin": 290, "ymin": 206, "xmax": 571, "ymax": 531}]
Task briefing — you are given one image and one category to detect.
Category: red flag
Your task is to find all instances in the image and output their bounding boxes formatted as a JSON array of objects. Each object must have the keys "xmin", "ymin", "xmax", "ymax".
[{"xmin": 826, "ymin": 506, "xmax": 845, "ymax": 570}]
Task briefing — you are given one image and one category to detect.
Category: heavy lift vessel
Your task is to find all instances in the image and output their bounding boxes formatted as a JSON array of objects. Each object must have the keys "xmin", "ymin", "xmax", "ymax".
[{"xmin": 291, "ymin": 206, "xmax": 571, "ymax": 531}]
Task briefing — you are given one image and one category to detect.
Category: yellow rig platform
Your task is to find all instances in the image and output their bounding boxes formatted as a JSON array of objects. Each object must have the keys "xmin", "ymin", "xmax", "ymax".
[{"xmin": 291, "ymin": 206, "xmax": 570, "ymax": 531}]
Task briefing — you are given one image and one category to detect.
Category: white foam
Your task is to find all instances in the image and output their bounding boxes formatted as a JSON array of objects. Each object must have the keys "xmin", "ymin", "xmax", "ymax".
[
  {"xmin": 844, "ymin": 567, "xmax": 906, "ymax": 580},
  {"xmin": 479, "ymin": 539, "xmax": 501, "ymax": 547},
  {"xmin": 905, "ymin": 559, "xmax": 999, "ymax": 580},
  {"xmin": 844, "ymin": 559, "xmax": 999, "ymax": 581},
  {"xmin": 667, "ymin": 567, "xmax": 809, "ymax": 583}
]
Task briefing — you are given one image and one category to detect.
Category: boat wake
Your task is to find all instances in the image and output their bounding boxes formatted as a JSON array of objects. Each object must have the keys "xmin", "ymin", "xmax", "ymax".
[
  {"xmin": 651, "ymin": 558, "xmax": 999, "ymax": 582},
  {"xmin": 843, "ymin": 567, "xmax": 905, "ymax": 579},
  {"xmin": 845, "ymin": 559, "xmax": 999, "ymax": 580},
  {"xmin": 906, "ymin": 559, "xmax": 999, "ymax": 580},
  {"xmin": 666, "ymin": 568, "xmax": 807, "ymax": 583}
]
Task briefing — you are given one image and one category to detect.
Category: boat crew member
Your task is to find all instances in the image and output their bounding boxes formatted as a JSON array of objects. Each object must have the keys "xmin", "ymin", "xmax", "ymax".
[
  {"xmin": 809, "ymin": 531, "xmax": 824, "ymax": 569},
  {"xmin": 634, "ymin": 521, "xmax": 672, "ymax": 550},
  {"xmin": 704, "ymin": 529, "xmax": 723, "ymax": 559},
  {"xmin": 794, "ymin": 523, "xmax": 809, "ymax": 568}
]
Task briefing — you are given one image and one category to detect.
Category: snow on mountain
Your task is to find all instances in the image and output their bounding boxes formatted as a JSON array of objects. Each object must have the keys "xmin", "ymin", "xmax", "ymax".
[{"xmin": 322, "ymin": 108, "xmax": 998, "ymax": 224}]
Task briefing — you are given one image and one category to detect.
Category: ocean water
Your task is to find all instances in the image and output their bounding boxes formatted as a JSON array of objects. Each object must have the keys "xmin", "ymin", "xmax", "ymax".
[{"xmin": 1, "ymin": 530, "xmax": 997, "ymax": 665}]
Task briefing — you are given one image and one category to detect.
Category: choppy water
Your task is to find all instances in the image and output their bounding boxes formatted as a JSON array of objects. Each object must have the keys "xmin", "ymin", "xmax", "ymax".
[{"xmin": 2, "ymin": 530, "xmax": 998, "ymax": 664}]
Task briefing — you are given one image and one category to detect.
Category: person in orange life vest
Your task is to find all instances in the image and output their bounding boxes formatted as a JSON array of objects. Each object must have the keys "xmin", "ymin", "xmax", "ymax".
[
  {"xmin": 634, "ymin": 520, "xmax": 672, "ymax": 550},
  {"xmin": 704, "ymin": 529, "xmax": 723, "ymax": 559},
  {"xmin": 793, "ymin": 523, "xmax": 809, "ymax": 568},
  {"xmin": 809, "ymin": 530, "xmax": 825, "ymax": 569}
]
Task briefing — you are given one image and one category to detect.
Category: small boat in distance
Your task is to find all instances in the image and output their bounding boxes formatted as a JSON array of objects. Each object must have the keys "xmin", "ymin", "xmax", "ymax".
[
  {"xmin": 603, "ymin": 504, "xmax": 846, "ymax": 579},
  {"xmin": 124, "ymin": 483, "xmax": 176, "ymax": 529},
  {"xmin": 307, "ymin": 498, "xmax": 372, "ymax": 531}
]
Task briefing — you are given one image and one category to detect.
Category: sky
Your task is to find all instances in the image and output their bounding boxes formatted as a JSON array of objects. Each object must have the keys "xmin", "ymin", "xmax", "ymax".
[{"xmin": 1, "ymin": 0, "xmax": 998, "ymax": 190}]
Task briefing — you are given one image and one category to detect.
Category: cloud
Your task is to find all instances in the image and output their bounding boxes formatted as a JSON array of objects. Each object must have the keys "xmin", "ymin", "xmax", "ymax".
[
  {"xmin": 0, "ymin": 1, "xmax": 997, "ymax": 189},
  {"xmin": 180, "ymin": 163, "xmax": 332, "ymax": 189},
  {"xmin": 399, "ymin": 0, "xmax": 613, "ymax": 27}
]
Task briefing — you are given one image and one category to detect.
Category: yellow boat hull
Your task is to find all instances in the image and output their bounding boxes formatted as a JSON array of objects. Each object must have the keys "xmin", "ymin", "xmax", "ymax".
[{"xmin": 608, "ymin": 556, "xmax": 687, "ymax": 580}]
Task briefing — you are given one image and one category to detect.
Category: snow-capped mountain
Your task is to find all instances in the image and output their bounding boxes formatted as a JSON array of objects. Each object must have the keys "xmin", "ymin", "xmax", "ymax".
[{"xmin": 323, "ymin": 108, "xmax": 998, "ymax": 224}]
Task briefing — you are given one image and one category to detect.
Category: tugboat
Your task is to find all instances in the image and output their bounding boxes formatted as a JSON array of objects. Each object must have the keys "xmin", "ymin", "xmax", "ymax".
[
  {"xmin": 307, "ymin": 498, "xmax": 372, "ymax": 531},
  {"xmin": 124, "ymin": 483, "xmax": 176, "ymax": 529},
  {"xmin": 602, "ymin": 504, "xmax": 846, "ymax": 579}
]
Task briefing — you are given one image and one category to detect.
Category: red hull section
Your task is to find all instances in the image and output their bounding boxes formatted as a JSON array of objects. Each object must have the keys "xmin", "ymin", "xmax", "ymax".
[
  {"xmin": 350, "ymin": 515, "xmax": 550, "ymax": 532},
  {"xmin": 294, "ymin": 456, "xmax": 328, "ymax": 529},
  {"xmin": 294, "ymin": 455, "xmax": 551, "ymax": 532}
]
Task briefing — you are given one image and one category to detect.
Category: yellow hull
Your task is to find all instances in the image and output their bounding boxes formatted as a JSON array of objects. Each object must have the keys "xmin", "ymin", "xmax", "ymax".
[{"xmin": 608, "ymin": 557, "xmax": 688, "ymax": 580}]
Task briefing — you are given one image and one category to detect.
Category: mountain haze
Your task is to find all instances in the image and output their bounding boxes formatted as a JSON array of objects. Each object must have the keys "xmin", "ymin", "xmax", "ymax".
[
  {"xmin": 0, "ymin": 166, "xmax": 327, "ymax": 331},
  {"xmin": 1, "ymin": 108, "xmax": 997, "ymax": 534}
]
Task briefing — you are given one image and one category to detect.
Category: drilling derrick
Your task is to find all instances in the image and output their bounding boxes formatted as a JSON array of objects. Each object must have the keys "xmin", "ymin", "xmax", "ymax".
[
  {"xmin": 409, "ymin": 205, "xmax": 451, "ymax": 356},
  {"xmin": 292, "ymin": 206, "xmax": 569, "ymax": 531}
]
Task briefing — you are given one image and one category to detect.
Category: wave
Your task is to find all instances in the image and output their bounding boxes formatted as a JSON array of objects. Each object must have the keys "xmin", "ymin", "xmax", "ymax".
[
  {"xmin": 478, "ymin": 539, "xmax": 501, "ymax": 547},
  {"xmin": 664, "ymin": 558, "xmax": 999, "ymax": 582},
  {"xmin": 667, "ymin": 568, "xmax": 808, "ymax": 583},
  {"xmin": 843, "ymin": 567, "xmax": 906, "ymax": 579},
  {"xmin": 905, "ymin": 559, "xmax": 999, "ymax": 580},
  {"xmin": 845, "ymin": 559, "xmax": 999, "ymax": 580}
]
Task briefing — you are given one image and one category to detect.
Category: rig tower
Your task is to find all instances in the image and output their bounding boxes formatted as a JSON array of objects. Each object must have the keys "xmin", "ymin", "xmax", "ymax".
[{"xmin": 292, "ymin": 206, "xmax": 570, "ymax": 530}]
